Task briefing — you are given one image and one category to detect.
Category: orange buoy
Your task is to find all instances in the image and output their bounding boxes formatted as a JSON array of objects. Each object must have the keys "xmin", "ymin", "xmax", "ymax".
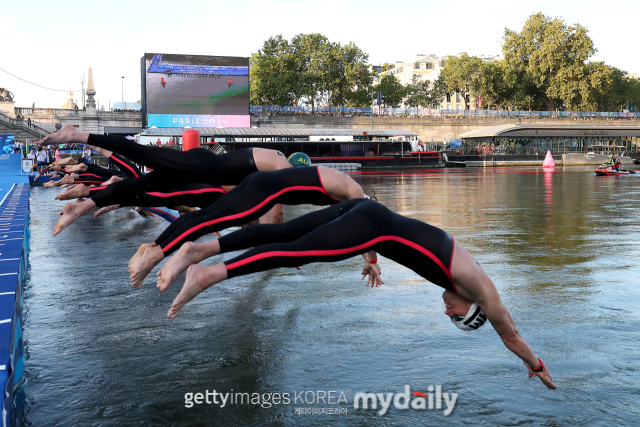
[{"xmin": 182, "ymin": 129, "xmax": 201, "ymax": 151}]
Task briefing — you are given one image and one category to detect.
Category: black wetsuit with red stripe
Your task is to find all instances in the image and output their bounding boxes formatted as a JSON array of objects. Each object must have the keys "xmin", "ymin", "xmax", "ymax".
[
  {"xmin": 89, "ymin": 181, "xmax": 227, "ymax": 209},
  {"xmin": 38, "ymin": 165, "xmax": 71, "ymax": 177},
  {"xmin": 154, "ymin": 166, "xmax": 339, "ymax": 255},
  {"xmin": 73, "ymin": 173, "xmax": 110, "ymax": 185},
  {"xmin": 109, "ymin": 153, "xmax": 142, "ymax": 178},
  {"xmin": 87, "ymin": 134, "xmax": 257, "ymax": 186},
  {"xmin": 219, "ymin": 199, "xmax": 457, "ymax": 293},
  {"xmin": 87, "ymin": 170, "xmax": 227, "ymax": 208}
]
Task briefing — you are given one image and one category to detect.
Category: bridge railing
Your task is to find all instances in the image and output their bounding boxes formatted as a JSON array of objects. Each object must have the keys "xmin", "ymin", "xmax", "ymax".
[
  {"xmin": 250, "ymin": 105, "xmax": 640, "ymax": 118},
  {"xmin": 15, "ymin": 107, "xmax": 83, "ymax": 116},
  {"xmin": 0, "ymin": 111, "xmax": 50, "ymax": 138}
]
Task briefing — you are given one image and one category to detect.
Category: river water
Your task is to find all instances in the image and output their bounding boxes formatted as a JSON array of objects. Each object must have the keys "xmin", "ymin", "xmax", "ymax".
[{"xmin": 18, "ymin": 165, "xmax": 640, "ymax": 426}]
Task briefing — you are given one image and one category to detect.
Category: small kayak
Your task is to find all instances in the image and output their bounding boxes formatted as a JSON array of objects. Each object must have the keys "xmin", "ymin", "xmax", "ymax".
[{"xmin": 595, "ymin": 166, "xmax": 636, "ymax": 176}]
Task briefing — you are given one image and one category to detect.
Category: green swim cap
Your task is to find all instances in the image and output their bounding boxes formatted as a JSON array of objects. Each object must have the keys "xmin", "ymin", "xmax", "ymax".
[{"xmin": 288, "ymin": 152, "xmax": 312, "ymax": 167}]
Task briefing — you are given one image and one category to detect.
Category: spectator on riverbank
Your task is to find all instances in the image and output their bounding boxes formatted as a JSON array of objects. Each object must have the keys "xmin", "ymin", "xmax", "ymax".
[{"xmin": 81, "ymin": 146, "xmax": 92, "ymax": 164}]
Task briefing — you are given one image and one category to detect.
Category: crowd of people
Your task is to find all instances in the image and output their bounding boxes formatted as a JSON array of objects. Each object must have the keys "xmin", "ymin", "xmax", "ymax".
[{"xmin": 28, "ymin": 124, "xmax": 558, "ymax": 392}]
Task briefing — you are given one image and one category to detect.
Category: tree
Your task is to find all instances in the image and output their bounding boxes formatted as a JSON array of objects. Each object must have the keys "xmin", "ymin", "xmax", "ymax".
[
  {"xmin": 502, "ymin": 13, "xmax": 596, "ymax": 111},
  {"xmin": 626, "ymin": 78, "xmax": 640, "ymax": 112},
  {"xmin": 404, "ymin": 74, "xmax": 429, "ymax": 111},
  {"xmin": 250, "ymin": 35, "xmax": 299, "ymax": 106},
  {"xmin": 375, "ymin": 74, "xmax": 405, "ymax": 108},
  {"xmin": 441, "ymin": 53, "xmax": 483, "ymax": 109},
  {"xmin": 343, "ymin": 68, "xmax": 376, "ymax": 107},
  {"xmin": 290, "ymin": 33, "xmax": 333, "ymax": 109},
  {"xmin": 428, "ymin": 74, "xmax": 449, "ymax": 109},
  {"xmin": 326, "ymin": 42, "xmax": 372, "ymax": 107},
  {"xmin": 577, "ymin": 62, "xmax": 614, "ymax": 111}
]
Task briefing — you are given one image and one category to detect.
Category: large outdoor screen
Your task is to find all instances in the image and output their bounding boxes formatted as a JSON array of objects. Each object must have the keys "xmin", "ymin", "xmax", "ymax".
[{"xmin": 141, "ymin": 53, "xmax": 250, "ymax": 128}]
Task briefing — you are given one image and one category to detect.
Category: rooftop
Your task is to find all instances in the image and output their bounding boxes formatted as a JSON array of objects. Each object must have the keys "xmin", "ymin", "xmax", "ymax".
[
  {"xmin": 459, "ymin": 124, "xmax": 640, "ymax": 139},
  {"xmin": 142, "ymin": 128, "xmax": 416, "ymax": 137}
]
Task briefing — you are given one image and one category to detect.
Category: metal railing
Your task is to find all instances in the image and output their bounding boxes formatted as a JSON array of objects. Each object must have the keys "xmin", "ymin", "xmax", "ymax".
[
  {"xmin": 0, "ymin": 111, "xmax": 50, "ymax": 138},
  {"xmin": 446, "ymin": 145, "xmax": 638, "ymax": 158},
  {"xmin": 251, "ymin": 105, "xmax": 640, "ymax": 118}
]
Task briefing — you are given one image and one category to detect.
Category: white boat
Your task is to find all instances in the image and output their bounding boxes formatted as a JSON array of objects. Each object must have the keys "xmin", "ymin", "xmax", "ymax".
[{"xmin": 562, "ymin": 145, "xmax": 633, "ymax": 165}]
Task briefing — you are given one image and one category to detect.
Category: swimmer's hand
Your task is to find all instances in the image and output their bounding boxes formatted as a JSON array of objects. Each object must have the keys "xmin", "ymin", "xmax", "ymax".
[
  {"xmin": 524, "ymin": 361, "xmax": 557, "ymax": 390},
  {"xmin": 362, "ymin": 262, "xmax": 383, "ymax": 287}
]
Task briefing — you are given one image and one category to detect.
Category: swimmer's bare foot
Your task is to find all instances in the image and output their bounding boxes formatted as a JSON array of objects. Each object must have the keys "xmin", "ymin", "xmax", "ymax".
[
  {"xmin": 157, "ymin": 241, "xmax": 215, "ymax": 291},
  {"xmin": 52, "ymin": 175, "xmax": 75, "ymax": 187},
  {"xmin": 53, "ymin": 202, "xmax": 80, "ymax": 236},
  {"xmin": 94, "ymin": 204, "xmax": 121, "ymax": 218},
  {"xmin": 102, "ymin": 175, "xmax": 123, "ymax": 186},
  {"xmin": 39, "ymin": 124, "xmax": 86, "ymax": 147},
  {"xmin": 128, "ymin": 243, "xmax": 153, "ymax": 273},
  {"xmin": 167, "ymin": 264, "xmax": 226, "ymax": 318},
  {"xmin": 53, "ymin": 156, "xmax": 77, "ymax": 166},
  {"xmin": 60, "ymin": 184, "xmax": 70, "ymax": 188},
  {"xmin": 130, "ymin": 245, "xmax": 164, "ymax": 288},
  {"xmin": 66, "ymin": 164, "xmax": 88, "ymax": 173},
  {"xmin": 56, "ymin": 184, "xmax": 89, "ymax": 200},
  {"xmin": 43, "ymin": 180, "xmax": 59, "ymax": 188}
]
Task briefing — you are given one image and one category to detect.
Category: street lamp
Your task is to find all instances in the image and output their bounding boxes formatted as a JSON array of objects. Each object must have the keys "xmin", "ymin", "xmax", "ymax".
[{"xmin": 121, "ymin": 76, "xmax": 125, "ymax": 110}]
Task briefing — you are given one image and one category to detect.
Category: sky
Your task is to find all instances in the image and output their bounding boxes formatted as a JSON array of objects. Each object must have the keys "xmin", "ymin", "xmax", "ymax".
[{"xmin": 1, "ymin": 0, "xmax": 638, "ymax": 109}]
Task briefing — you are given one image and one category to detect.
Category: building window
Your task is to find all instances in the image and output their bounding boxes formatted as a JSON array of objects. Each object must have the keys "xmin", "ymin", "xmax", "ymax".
[
  {"xmin": 420, "ymin": 63, "xmax": 426, "ymax": 70},
  {"xmin": 446, "ymin": 93, "xmax": 451, "ymax": 102},
  {"xmin": 456, "ymin": 93, "xmax": 461, "ymax": 103},
  {"xmin": 456, "ymin": 105, "xmax": 461, "ymax": 110}
]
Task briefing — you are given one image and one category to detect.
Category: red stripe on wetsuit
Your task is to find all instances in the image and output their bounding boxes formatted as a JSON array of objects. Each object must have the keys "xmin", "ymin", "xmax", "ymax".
[
  {"xmin": 225, "ymin": 235, "xmax": 454, "ymax": 288},
  {"xmin": 161, "ymin": 184, "xmax": 329, "ymax": 253}
]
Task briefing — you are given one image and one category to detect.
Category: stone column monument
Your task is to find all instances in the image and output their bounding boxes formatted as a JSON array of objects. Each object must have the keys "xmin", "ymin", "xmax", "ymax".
[{"xmin": 82, "ymin": 67, "xmax": 100, "ymax": 133}]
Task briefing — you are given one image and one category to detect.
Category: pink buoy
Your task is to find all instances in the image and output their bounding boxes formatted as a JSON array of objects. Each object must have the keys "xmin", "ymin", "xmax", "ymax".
[{"xmin": 542, "ymin": 150, "xmax": 555, "ymax": 168}]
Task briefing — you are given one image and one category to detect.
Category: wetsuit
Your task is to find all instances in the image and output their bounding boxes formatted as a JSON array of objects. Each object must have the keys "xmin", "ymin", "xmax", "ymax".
[
  {"xmin": 154, "ymin": 166, "xmax": 339, "ymax": 255},
  {"xmin": 39, "ymin": 153, "xmax": 140, "ymax": 181},
  {"xmin": 216, "ymin": 199, "xmax": 456, "ymax": 292},
  {"xmin": 73, "ymin": 173, "xmax": 110, "ymax": 185},
  {"xmin": 109, "ymin": 153, "xmax": 142, "ymax": 178},
  {"xmin": 89, "ymin": 181, "xmax": 227, "ymax": 209},
  {"xmin": 89, "ymin": 170, "xmax": 224, "ymax": 207},
  {"xmin": 37, "ymin": 165, "xmax": 109, "ymax": 185},
  {"xmin": 87, "ymin": 134, "xmax": 258, "ymax": 186}
]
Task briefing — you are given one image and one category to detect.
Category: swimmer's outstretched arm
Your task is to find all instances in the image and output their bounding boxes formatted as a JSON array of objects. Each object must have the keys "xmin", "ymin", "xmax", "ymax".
[{"xmin": 451, "ymin": 247, "xmax": 557, "ymax": 390}]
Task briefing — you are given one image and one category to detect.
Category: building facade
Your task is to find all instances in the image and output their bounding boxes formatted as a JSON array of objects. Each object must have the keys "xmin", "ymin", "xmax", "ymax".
[{"xmin": 376, "ymin": 53, "xmax": 500, "ymax": 111}]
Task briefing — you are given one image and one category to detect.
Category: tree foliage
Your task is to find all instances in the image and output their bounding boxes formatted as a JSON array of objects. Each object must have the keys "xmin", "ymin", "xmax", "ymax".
[
  {"xmin": 502, "ymin": 13, "xmax": 596, "ymax": 111},
  {"xmin": 250, "ymin": 33, "xmax": 371, "ymax": 108},
  {"xmin": 252, "ymin": 22, "xmax": 638, "ymax": 113},
  {"xmin": 375, "ymin": 74, "xmax": 405, "ymax": 108},
  {"xmin": 441, "ymin": 53, "xmax": 483, "ymax": 109},
  {"xmin": 250, "ymin": 35, "xmax": 299, "ymax": 106},
  {"xmin": 403, "ymin": 74, "xmax": 449, "ymax": 110}
]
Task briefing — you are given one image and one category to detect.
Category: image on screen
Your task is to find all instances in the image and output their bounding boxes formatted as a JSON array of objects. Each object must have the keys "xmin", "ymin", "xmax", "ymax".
[{"xmin": 142, "ymin": 53, "xmax": 250, "ymax": 127}]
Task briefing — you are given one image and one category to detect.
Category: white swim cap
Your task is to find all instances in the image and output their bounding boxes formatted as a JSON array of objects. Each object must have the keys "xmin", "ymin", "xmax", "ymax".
[{"xmin": 453, "ymin": 302, "xmax": 487, "ymax": 331}]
